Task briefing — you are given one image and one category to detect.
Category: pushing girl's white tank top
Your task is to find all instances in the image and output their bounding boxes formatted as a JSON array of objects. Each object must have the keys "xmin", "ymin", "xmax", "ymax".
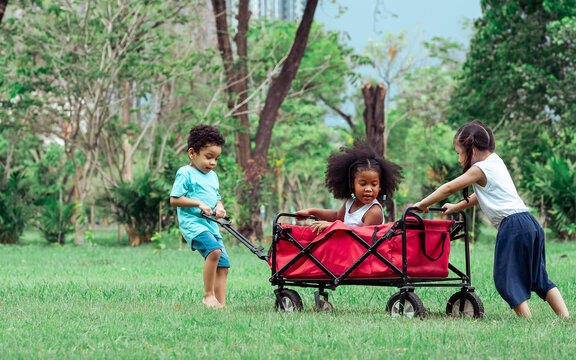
[{"xmin": 343, "ymin": 198, "xmax": 383, "ymax": 227}]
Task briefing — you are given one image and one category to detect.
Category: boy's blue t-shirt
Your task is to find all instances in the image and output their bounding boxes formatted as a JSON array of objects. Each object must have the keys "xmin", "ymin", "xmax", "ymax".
[{"xmin": 170, "ymin": 165, "xmax": 222, "ymax": 241}]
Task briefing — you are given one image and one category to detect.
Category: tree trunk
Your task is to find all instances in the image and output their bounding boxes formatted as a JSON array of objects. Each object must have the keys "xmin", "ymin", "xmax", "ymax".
[
  {"xmin": 0, "ymin": 0, "xmax": 8, "ymax": 25},
  {"xmin": 121, "ymin": 81, "xmax": 133, "ymax": 182},
  {"xmin": 362, "ymin": 82, "xmax": 386, "ymax": 155},
  {"xmin": 126, "ymin": 223, "xmax": 140, "ymax": 247},
  {"xmin": 362, "ymin": 82, "xmax": 395, "ymax": 221},
  {"xmin": 67, "ymin": 146, "xmax": 83, "ymax": 245},
  {"xmin": 211, "ymin": 0, "xmax": 251, "ymax": 169},
  {"xmin": 211, "ymin": 0, "xmax": 319, "ymax": 240}
]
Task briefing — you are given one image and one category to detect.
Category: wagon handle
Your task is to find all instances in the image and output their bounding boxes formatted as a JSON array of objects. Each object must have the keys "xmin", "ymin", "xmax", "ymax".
[
  {"xmin": 200, "ymin": 212, "xmax": 232, "ymax": 226},
  {"xmin": 273, "ymin": 212, "xmax": 321, "ymax": 224},
  {"xmin": 202, "ymin": 213, "xmax": 269, "ymax": 261}
]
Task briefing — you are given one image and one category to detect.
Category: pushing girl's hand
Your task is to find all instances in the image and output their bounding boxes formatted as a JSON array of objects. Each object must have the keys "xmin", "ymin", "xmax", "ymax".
[
  {"xmin": 311, "ymin": 221, "xmax": 331, "ymax": 235},
  {"xmin": 441, "ymin": 203, "xmax": 458, "ymax": 215},
  {"xmin": 413, "ymin": 202, "xmax": 429, "ymax": 214}
]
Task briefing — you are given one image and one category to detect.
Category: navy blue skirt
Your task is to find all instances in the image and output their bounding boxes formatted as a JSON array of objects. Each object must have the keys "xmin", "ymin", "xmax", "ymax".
[{"xmin": 493, "ymin": 212, "xmax": 556, "ymax": 308}]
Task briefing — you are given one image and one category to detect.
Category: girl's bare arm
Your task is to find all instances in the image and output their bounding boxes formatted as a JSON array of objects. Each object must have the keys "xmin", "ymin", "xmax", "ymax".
[
  {"xmin": 442, "ymin": 193, "xmax": 478, "ymax": 214},
  {"xmin": 295, "ymin": 207, "xmax": 340, "ymax": 221},
  {"xmin": 362, "ymin": 204, "xmax": 384, "ymax": 225},
  {"xmin": 415, "ymin": 166, "xmax": 485, "ymax": 212}
]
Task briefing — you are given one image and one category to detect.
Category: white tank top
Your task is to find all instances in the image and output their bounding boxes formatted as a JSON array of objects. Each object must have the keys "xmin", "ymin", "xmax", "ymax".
[
  {"xmin": 472, "ymin": 153, "xmax": 528, "ymax": 228},
  {"xmin": 343, "ymin": 198, "xmax": 383, "ymax": 227}
]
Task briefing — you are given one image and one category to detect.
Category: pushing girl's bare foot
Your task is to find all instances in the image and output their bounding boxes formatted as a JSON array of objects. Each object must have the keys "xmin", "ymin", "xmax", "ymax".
[{"xmin": 203, "ymin": 296, "xmax": 224, "ymax": 309}]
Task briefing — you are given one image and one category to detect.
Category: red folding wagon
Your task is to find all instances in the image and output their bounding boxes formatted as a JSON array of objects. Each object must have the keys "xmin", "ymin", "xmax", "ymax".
[{"xmin": 205, "ymin": 207, "xmax": 484, "ymax": 318}]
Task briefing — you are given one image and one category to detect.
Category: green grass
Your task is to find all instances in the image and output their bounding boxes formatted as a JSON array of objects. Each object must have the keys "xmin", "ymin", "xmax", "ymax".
[{"xmin": 1, "ymin": 230, "xmax": 575, "ymax": 359}]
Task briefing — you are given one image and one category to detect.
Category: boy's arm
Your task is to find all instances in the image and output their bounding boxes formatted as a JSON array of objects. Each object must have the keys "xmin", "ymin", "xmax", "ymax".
[{"xmin": 170, "ymin": 196, "xmax": 213, "ymax": 216}]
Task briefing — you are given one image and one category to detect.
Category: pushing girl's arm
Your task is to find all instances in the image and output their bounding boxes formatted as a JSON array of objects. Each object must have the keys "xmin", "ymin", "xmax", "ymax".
[
  {"xmin": 441, "ymin": 193, "xmax": 478, "ymax": 214},
  {"xmin": 414, "ymin": 166, "xmax": 484, "ymax": 214}
]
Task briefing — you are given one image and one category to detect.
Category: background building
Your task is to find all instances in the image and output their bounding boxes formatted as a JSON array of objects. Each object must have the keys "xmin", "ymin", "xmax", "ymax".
[{"xmin": 226, "ymin": 0, "xmax": 306, "ymax": 21}]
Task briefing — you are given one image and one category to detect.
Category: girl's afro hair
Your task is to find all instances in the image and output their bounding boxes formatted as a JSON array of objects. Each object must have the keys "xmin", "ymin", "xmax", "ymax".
[{"xmin": 325, "ymin": 141, "xmax": 403, "ymax": 203}]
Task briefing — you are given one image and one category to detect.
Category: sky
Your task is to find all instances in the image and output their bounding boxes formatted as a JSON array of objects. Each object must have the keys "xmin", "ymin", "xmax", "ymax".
[
  {"xmin": 315, "ymin": 0, "xmax": 482, "ymax": 53},
  {"xmin": 313, "ymin": 0, "xmax": 483, "ymax": 125}
]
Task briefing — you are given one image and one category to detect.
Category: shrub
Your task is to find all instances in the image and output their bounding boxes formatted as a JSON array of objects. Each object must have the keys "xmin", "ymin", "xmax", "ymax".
[
  {"xmin": 37, "ymin": 197, "xmax": 76, "ymax": 245},
  {"xmin": 0, "ymin": 171, "xmax": 32, "ymax": 244},
  {"xmin": 104, "ymin": 172, "xmax": 169, "ymax": 246},
  {"xmin": 525, "ymin": 155, "xmax": 576, "ymax": 240}
]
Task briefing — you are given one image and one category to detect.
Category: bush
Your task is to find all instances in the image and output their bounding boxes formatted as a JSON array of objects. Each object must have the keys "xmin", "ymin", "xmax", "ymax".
[
  {"xmin": 525, "ymin": 155, "xmax": 576, "ymax": 240},
  {"xmin": 37, "ymin": 197, "xmax": 76, "ymax": 245},
  {"xmin": 104, "ymin": 172, "xmax": 169, "ymax": 246},
  {"xmin": 0, "ymin": 171, "xmax": 32, "ymax": 244}
]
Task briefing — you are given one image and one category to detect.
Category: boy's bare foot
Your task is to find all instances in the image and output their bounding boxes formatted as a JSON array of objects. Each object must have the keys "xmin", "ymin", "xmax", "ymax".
[{"xmin": 203, "ymin": 296, "xmax": 223, "ymax": 309}]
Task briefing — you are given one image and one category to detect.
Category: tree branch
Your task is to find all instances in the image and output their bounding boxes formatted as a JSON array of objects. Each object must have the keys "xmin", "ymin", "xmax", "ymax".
[{"xmin": 318, "ymin": 94, "xmax": 355, "ymax": 129}]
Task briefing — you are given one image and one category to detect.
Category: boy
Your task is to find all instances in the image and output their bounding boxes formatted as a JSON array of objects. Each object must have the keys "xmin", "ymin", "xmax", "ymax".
[{"xmin": 170, "ymin": 125, "xmax": 229, "ymax": 309}]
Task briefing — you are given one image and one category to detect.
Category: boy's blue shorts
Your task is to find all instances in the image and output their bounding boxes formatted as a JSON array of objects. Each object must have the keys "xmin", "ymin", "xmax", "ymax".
[{"xmin": 191, "ymin": 231, "xmax": 230, "ymax": 268}]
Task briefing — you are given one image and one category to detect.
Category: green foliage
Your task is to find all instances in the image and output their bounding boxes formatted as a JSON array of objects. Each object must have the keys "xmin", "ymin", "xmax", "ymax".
[
  {"xmin": 84, "ymin": 229, "xmax": 95, "ymax": 247},
  {"xmin": 27, "ymin": 142, "xmax": 74, "ymax": 202},
  {"xmin": 387, "ymin": 34, "xmax": 467, "ymax": 207},
  {"xmin": 104, "ymin": 172, "xmax": 169, "ymax": 242},
  {"xmin": 388, "ymin": 122, "xmax": 461, "ymax": 208},
  {"xmin": 37, "ymin": 197, "xmax": 76, "ymax": 245},
  {"xmin": 270, "ymin": 104, "xmax": 340, "ymax": 212},
  {"xmin": 150, "ymin": 232, "xmax": 165, "ymax": 254},
  {"xmin": 525, "ymin": 155, "xmax": 576, "ymax": 240},
  {"xmin": 150, "ymin": 227, "xmax": 180, "ymax": 254},
  {"xmin": 249, "ymin": 19, "xmax": 363, "ymax": 100},
  {"xmin": 0, "ymin": 171, "xmax": 33, "ymax": 244}
]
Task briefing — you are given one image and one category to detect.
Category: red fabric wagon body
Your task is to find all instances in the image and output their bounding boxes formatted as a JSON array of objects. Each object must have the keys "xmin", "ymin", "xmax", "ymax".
[{"xmin": 268, "ymin": 219, "xmax": 453, "ymax": 279}]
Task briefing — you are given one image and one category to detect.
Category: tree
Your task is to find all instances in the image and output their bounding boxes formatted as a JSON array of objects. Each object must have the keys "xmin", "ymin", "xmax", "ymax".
[
  {"xmin": 450, "ymin": 0, "xmax": 576, "ymax": 238},
  {"xmin": 1, "ymin": 0, "xmax": 195, "ymax": 245},
  {"xmin": 451, "ymin": 0, "xmax": 576, "ymax": 155},
  {"xmin": 211, "ymin": 0, "xmax": 319, "ymax": 240}
]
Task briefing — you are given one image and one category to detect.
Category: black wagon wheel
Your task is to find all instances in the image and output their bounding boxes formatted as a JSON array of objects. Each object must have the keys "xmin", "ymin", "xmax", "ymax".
[
  {"xmin": 314, "ymin": 299, "xmax": 334, "ymax": 312},
  {"xmin": 386, "ymin": 291, "xmax": 426, "ymax": 319},
  {"xmin": 275, "ymin": 289, "xmax": 304, "ymax": 313},
  {"xmin": 446, "ymin": 291, "xmax": 484, "ymax": 319}
]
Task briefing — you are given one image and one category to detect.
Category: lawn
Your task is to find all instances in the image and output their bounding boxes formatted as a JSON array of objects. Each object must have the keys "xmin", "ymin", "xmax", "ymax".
[{"xmin": 1, "ymin": 229, "xmax": 575, "ymax": 359}]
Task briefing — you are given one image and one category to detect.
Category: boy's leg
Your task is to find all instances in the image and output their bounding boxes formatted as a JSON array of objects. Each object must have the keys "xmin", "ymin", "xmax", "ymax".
[
  {"xmin": 203, "ymin": 249, "xmax": 223, "ymax": 308},
  {"xmin": 513, "ymin": 301, "xmax": 532, "ymax": 318},
  {"xmin": 215, "ymin": 267, "xmax": 229, "ymax": 307},
  {"xmin": 545, "ymin": 287, "xmax": 570, "ymax": 318}
]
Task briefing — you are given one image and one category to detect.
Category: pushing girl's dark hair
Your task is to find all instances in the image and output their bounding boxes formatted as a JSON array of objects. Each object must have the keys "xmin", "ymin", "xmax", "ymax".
[
  {"xmin": 325, "ymin": 141, "xmax": 403, "ymax": 203},
  {"xmin": 455, "ymin": 120, "xmax": 495, "ymax": 201},
  {"xmin": 187, "ymin": 124, "xmax": 225, "ymax": 152}
]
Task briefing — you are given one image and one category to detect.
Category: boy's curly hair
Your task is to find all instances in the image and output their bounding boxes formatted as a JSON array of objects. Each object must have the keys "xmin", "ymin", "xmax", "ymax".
[
  {"xmin": 325, "ymin": 141, "xmax": 403, "ymax": 203},
  {"xmin": 187, "ymin": 124, "xmax": 225, "ymax": 152}
]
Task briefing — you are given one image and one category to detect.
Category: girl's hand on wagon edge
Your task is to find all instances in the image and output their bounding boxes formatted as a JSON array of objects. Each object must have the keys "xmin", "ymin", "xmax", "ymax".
[{"xmin": 311, "ymin": 221, "xmax": 331, "ymax": 235}]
